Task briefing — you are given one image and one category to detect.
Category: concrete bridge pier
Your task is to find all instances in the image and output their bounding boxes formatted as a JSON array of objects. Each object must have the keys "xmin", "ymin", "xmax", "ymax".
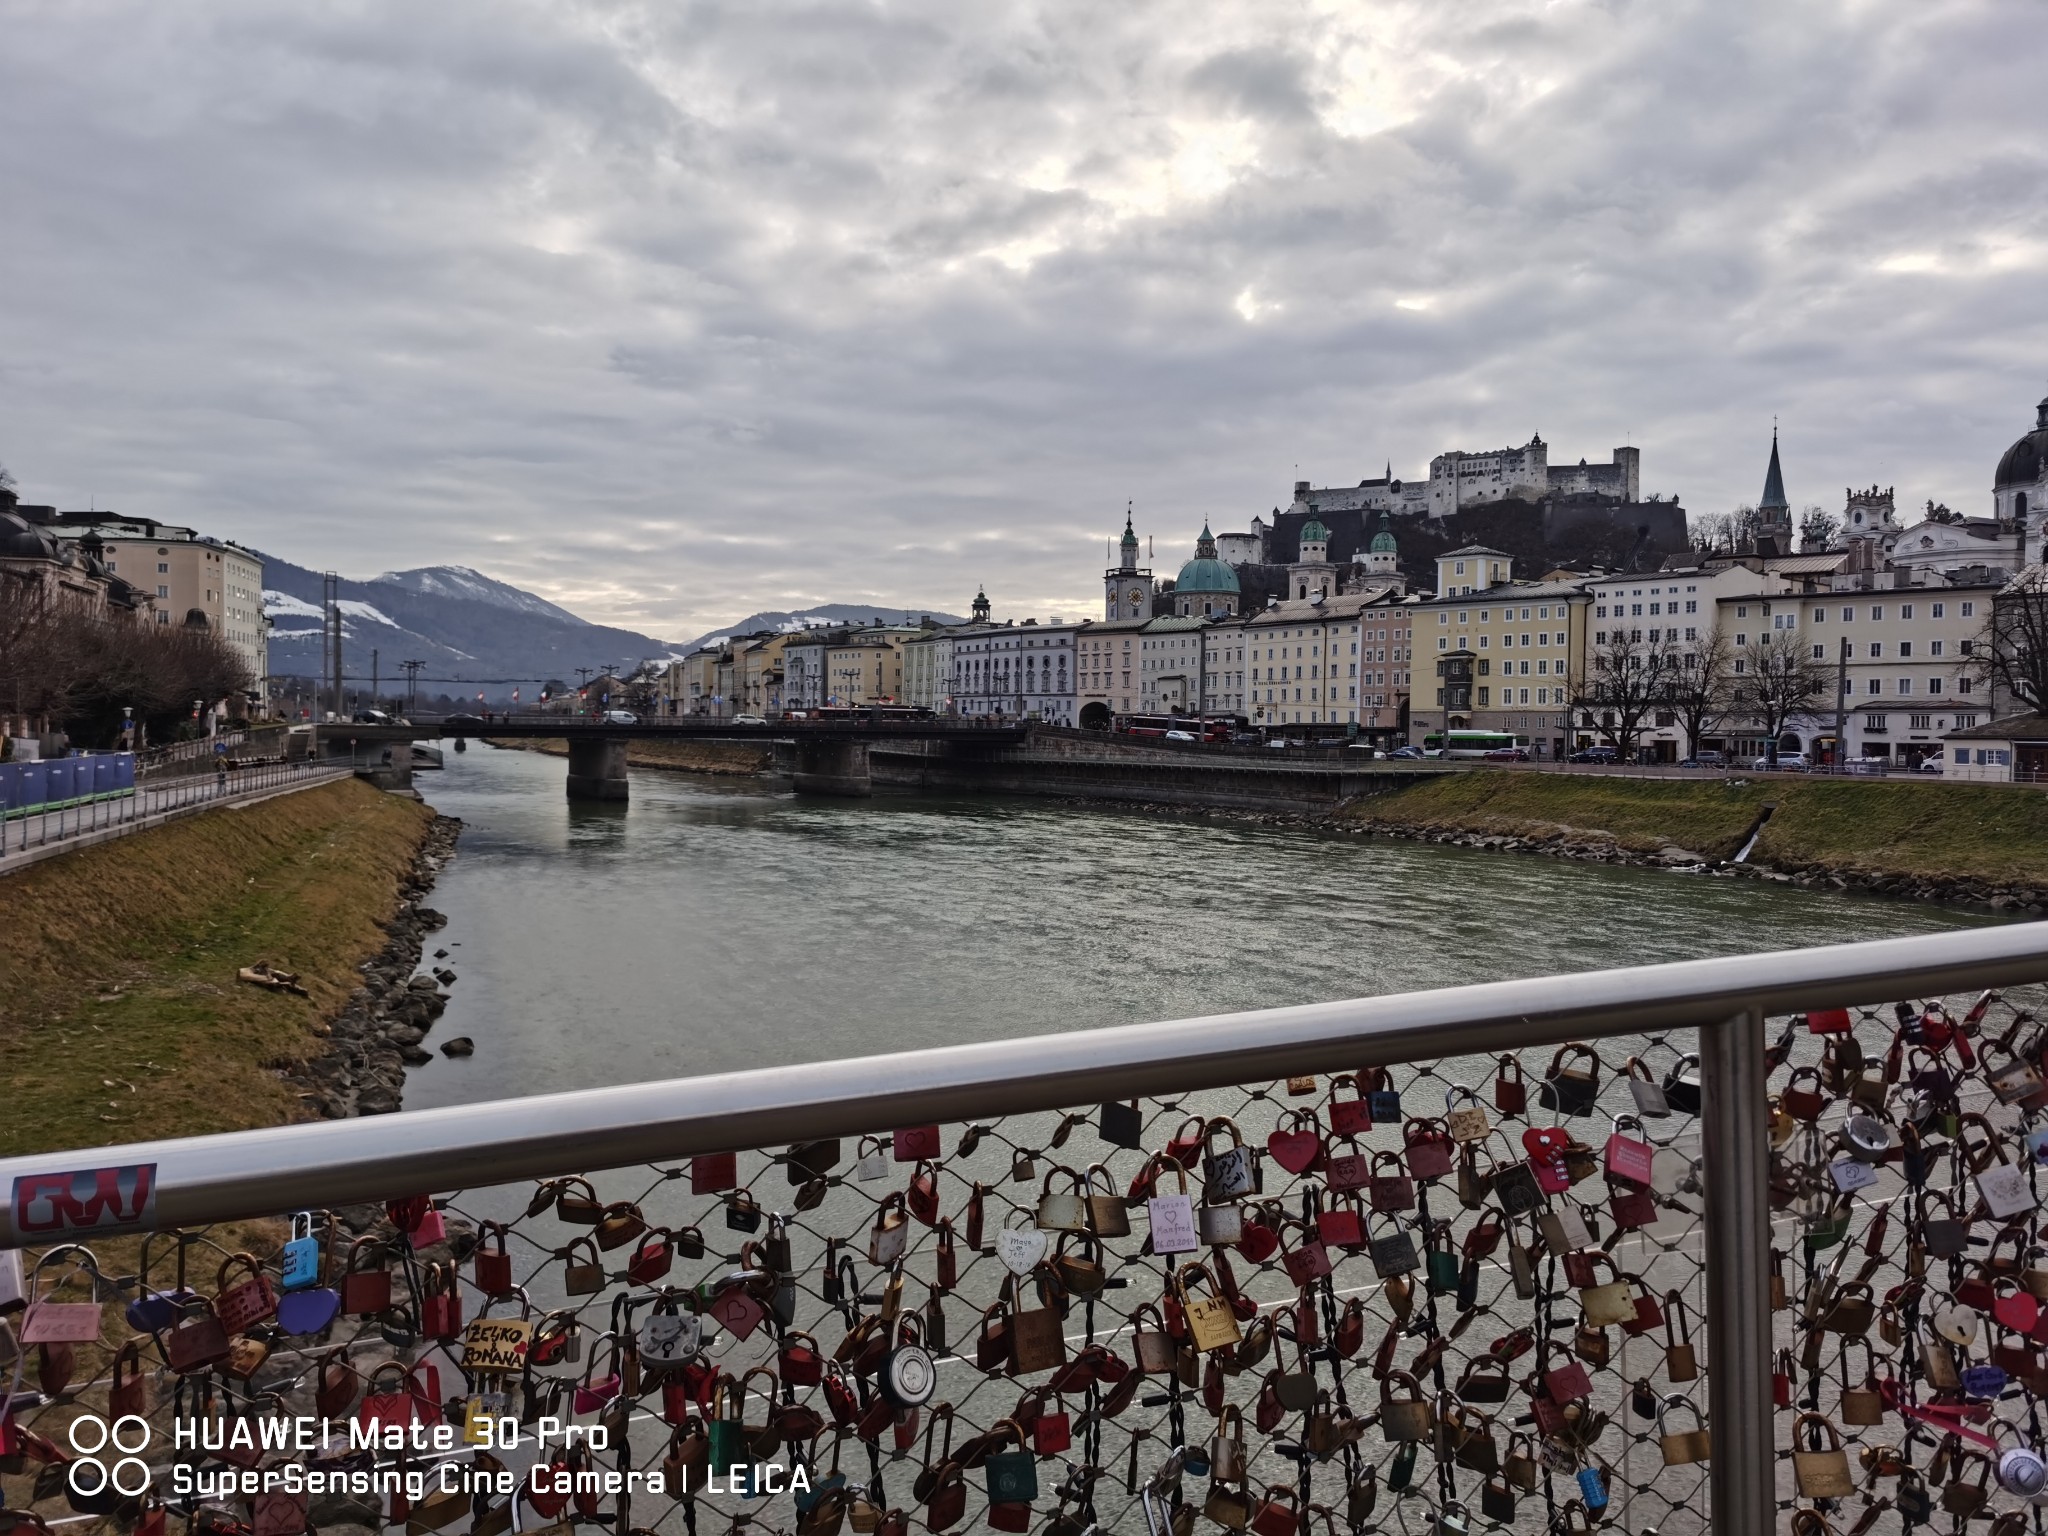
[
  {"xmin": 792, "ymin": 739, "xmax": 872, "ymax": 797},
  {"xmin": 566, "ymin": 736, "xmax": 630, "ymax": 802}
]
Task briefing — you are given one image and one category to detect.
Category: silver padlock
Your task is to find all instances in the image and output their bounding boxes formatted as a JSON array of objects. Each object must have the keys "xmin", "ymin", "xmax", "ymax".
[
  {"xmin": 1998, "ymin": 1436, "xmax": 2048, "ymax": 1498},
  {"xmin": 1843, "ymin": 1106, "xmax": 1896, "ymax": 1164},
  {"xmin": 1429, "ymin": 1503, "xmax": 1471, "ymax": 1536}
]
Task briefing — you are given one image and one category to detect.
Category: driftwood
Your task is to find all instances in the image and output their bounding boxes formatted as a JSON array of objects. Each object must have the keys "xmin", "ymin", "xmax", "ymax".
[{"xmin": 237, "ymin": 961, "xmax": 309, "ymax": 998}]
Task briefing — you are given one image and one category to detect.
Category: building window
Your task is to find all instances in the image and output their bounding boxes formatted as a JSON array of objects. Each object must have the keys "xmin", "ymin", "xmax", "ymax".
[
  {"xmin": 1962, "ymin": 602, "xmax": 1975, "ymax": 617},
  {"xmin": 1932, "ymin": 603, "xmax": 1945, "ymax": 618}
]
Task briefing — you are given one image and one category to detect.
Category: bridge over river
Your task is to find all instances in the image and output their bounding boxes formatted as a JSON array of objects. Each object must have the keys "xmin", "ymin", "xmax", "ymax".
[{"xmin": 317, "ymin": 717, "xmax": 1448, "ymax": 810}]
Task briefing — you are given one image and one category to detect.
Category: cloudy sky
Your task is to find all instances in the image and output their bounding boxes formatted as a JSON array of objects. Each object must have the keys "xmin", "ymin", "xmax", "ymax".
[{"xmin": 4, "ymin": 0, "xmax": 2044, "ymax": 639}]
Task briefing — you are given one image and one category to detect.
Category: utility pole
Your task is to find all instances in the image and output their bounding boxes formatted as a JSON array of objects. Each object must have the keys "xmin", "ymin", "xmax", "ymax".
[
  {"xmin": 401, "ymin": 660, "xmax": 424, "ymax": 719},
  {"xmin": 370, "ymin": 649, "xmax": 379, "ymax": 711},
  {"xmin": 323, "ymin": 572, "xmax": 343, "ymax": 724}
]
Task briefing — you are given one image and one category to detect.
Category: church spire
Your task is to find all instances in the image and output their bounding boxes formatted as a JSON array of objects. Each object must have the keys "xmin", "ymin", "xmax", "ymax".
[{"xmin": 1760, "ymin": 427, "xmax": 1789, "ymax": 513}]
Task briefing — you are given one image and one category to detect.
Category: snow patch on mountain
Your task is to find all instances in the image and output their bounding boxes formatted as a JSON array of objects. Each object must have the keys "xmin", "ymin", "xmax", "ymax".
[{"xmin": 372, "ymin": 565, "xmax": 587, "ymax": 626}]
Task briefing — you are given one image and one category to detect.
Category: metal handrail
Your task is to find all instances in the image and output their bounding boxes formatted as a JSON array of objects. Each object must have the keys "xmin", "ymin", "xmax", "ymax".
[{"xmin": 4, "ymin": 923, "xmax": 2041, "ymax": 1244}]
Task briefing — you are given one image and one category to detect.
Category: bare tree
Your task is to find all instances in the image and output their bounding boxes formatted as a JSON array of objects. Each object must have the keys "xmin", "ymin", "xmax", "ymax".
[
  {"xmin": 1690, "ymin": 505, "xmax": 1764, "ymax": 556},
  {"xmin": 1732, "ymin": 630, "xmax": 1831, "ymax": 766},
  {"xmin": 1799, "ymin": 506, "xmax": 1841, "ymax": 549},
  {"xmin": 1979, "ymin": 565, "xmax": 2048, "ymax": 717},
  {"xmin": 1661, "ymin": 625, "xmax": 1736, "ymax": 759},
  {"xmin": 1567, "ymin": 627, "xmax": 1679, "ymax": 760}
]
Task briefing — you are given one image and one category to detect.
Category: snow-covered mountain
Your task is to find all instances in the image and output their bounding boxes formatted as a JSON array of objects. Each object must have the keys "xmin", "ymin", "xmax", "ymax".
[
  {"xmin": 372, "ymin": 565, "xmax": 588, "ymax": 627},
  {"xmin": 258, "ymin": 552, "xmax": 673, "ymax": 704},
  {"xmin": 256, "ymin": 559, "xmax": 964, "ymax": 707}
]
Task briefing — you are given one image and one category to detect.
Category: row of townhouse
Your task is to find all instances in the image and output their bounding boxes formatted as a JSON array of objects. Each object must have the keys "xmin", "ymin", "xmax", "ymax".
[{"xmin": 1409, "ymin": 543, "xmax": 2007, "ymax": 764}]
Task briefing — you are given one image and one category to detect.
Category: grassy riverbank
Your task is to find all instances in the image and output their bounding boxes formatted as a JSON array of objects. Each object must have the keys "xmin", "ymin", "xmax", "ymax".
[
  {"xmin": 0, "ymin": 777, "xmax": 434, "ymax": 1157},
  {"xmin": 484, "ymin": 735, "xmax": 773, "ymax": 774},
  {"xmin": 1347, "ymin": 770, "xmax": 2048, "ymax": 887}
]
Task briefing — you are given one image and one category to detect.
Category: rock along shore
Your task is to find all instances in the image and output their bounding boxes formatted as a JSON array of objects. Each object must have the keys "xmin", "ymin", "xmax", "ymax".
[{"xmin": 285, "ymin": 812, "xmax": 465, "ymax": 1117}]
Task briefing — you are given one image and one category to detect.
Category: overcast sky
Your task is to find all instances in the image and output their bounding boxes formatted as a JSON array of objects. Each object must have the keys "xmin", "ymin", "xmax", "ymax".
[{"xmin": 4, "ymin": 1, "xmax": 2044, "ymax": 639}]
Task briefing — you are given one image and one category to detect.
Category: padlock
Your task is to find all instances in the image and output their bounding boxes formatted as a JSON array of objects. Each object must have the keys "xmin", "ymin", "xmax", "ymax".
[
  {"xmin": 1791, "ymin": 1412, "xmax": 1855, "ymax": 1498},
  {"xmin": 1538, "ymin": 1043, "xmax": 1600, "ymax": 1116},
  {"xmin": 1624, "ymin": 1055, "xmax": 1670, "ymax": 1117},
  {"xmin": 1083, "ymin": 1163, "xmax": 1130, "ymax": 1238},
  {"xmin": 1267, "ymin": 1108, "xmax": 1325, "ymax": 1173},
  {"xmin": 1202, "ymin": 1118, "xmax": 1260, "ymax": 1201},
  {"xmin": 1035, "ymin": 1166, "xmax": 1088, "ymax": 1231},
  {"xmin": 1378, "ymin": 1370, "xmax": 1432, "ymax": 1442},
  {"xmin": 1403, "ymin": 1117, "xmax": 1455, "ymax": 1180},
  {"xmin": 1603, "ymin": 1113, "xmax": 1656, "ymax": 1186},
  {"xmin": 280, "ymin": 1213, "xmax": 322, "ymax": 1291},
  {"xmin": 1444, "ymin": 1086, "xmax": 1490, "ymax": 1143},
  {"xmin": 1367, "ymin": 1214, "xmax": 1418, "ymax": 1278},
  {"xmin": 1994, "ymin": 1425, "xmax": 2048, "ymax": 1498},
  {"xmin": 1176, "ymin": 1264, "xmax": 1241, "ymax": 1353},
  {"xmin": 1493, "ymin": 1056, "xmax": 1527, "ymax": 1115},
  {"xmin": 1662, "ymin": 1053, "xmax": 1702, "ymax": 1115}
]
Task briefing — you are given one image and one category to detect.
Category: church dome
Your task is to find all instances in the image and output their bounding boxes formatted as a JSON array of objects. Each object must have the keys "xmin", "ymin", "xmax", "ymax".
[
  {"xmin": 1369, "ymin": 524, "xmax": 1397, "ymax": 554},
  {"xmin": 1995, "ymin": 397, "xmax": 2048, "ymax": 489},
  {"xmin": 1175, "ymin": 556, "xmax": 1240, "ymax": 594},
  {"xmin": 1300, "ymin": 517, "xmax": 1329, "ymax": 543},
  {"xmin": 0, "ymin": 512, "xmax": 63, "ymax": 562}
]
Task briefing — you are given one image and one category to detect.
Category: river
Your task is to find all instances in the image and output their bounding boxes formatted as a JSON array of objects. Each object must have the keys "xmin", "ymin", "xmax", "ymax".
[{"xmin": 400, "ymin": 744, "xmax": 1999, "ymax": 1111}]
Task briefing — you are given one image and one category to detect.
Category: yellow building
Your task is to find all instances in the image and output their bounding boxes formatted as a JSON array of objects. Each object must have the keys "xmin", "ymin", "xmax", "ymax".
[
  {"xmin": 825, "ymin": 635, "xmax": 905, "ymax": 706},
  {"xmin": 1407, "ymin": 547, "xmax": 1592, "ymax": 758}
]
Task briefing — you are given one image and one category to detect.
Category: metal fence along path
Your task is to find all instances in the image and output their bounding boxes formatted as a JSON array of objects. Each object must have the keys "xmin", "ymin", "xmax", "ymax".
[{"xmin": 2, "ymin": 925, "xmax": 2047, "ymax": 1536}]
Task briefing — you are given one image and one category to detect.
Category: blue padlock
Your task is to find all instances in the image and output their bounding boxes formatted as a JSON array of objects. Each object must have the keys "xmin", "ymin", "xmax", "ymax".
[
  {"xmin": 1369, "ymin": 1088, "xmax": 1403, "ymax": 1121},
  {"xmin": 281, "ymin": 1213, "xmax": 322, "ymax": 1291},
  {"xmin": 1962, "ymin": 1364, "xmax": 2008, "ymax": 1400},
  {"xmin": 1577, "ymin": 1466, "xmax": 1608, "ymax": 1510}
]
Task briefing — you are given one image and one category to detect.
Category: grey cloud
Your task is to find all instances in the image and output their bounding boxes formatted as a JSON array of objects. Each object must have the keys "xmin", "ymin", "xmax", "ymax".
[{"xmin": 2, "ymin": 0, "xmax": 2045, "ymax": 636}]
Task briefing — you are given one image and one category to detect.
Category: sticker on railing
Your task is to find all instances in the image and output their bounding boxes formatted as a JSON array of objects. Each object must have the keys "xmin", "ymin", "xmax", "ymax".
[{"xmin": 11, "ymin": 1161, "xmax": 158, "ymax": 1236}]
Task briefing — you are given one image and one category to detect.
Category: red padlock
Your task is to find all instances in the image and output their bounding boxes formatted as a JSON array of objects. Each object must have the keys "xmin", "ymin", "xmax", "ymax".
[{"xmin": 1604, "ymin": 1118, "xmax": 1656, "ymax": 1187}]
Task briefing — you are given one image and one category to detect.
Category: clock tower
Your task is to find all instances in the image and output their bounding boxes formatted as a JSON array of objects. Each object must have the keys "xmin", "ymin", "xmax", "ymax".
[{"xmin": 1105, "ymin": 505, "xmax": 1155, "ymax": 620}]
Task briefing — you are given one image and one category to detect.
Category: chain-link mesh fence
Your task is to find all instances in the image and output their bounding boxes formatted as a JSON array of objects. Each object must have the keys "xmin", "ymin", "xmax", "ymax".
[{"xmin": 2, "ymin": 985, "xmax": 2043, "ymax": 1534}]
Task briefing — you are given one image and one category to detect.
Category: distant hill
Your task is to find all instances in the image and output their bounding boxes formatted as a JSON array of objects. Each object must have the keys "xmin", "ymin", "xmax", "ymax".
[
  {"xmin": 678, "ymin": 603, "xmax": 969, "ymax": 655},
  {"xmin": 258, "ymin": 554, "xmax": 678, "ymax": 704},
  {"xmin": 258, "ymin": 559, "xmax": 967, "ymax": 706}
]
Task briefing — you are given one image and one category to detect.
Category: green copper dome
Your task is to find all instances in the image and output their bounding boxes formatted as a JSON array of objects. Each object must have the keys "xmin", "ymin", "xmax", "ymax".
[
  {"xmin": 1369, "ymin": 518, "xmax": 1397, "ymax": 554},
  {"xmin": 1176, "ymin": 556, "xmax": 1240, "ymax": 594},
  {"xmin": 1300, "ymin": 517, "xmax": 1329, "ymax": 543}
]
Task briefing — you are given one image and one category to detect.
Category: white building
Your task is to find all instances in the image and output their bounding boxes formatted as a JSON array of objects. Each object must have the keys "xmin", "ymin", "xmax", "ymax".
[
  {"xmin": 1077, "ymin": 618, "xmax": 1148, "ymax": 726},
  {"xmin": 1201, "ymin": 618, "xmax": 1249, "ymax": 718},
  {"xmin": 1943, "ymin": 714, "xmax": 2047, "ymax": 783},
  {"xmin": 1137, "ymin": 618, "xmax": 1209, "ymax": 714},
  {"xmin": 1243, "ymin": 590, "xmax": 1409, "ymax": 732},
  {"xmin": 952, "ymin": 620, "xmax": 1080, "ymax": 723}
]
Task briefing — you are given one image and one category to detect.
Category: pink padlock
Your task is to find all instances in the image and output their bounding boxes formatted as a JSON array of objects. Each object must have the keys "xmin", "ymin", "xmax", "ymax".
[{"xmin": 1603, "ymin": 1116, "xmax": 1656, "ymax": 1187}]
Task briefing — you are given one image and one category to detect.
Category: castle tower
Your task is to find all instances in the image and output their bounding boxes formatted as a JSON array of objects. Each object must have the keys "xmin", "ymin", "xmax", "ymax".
[
  {"xmin": 971, "ymin": 586, "xmax": 991, "ymax": 625},
  {"xmin": 1104, "ymin": 505, "xmax": 1154, "ymax": 620}
]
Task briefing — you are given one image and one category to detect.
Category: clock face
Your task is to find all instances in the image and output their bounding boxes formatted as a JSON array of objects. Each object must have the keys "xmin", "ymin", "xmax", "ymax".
[{"xmin": 1129, "ymin": 589, "xmax": 1143, "ymax": 603}]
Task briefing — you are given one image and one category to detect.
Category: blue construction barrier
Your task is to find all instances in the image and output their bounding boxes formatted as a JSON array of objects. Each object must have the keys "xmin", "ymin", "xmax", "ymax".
[{"xmin": 0, "ymin": 751, "xmax": 139, "ymax": 819}]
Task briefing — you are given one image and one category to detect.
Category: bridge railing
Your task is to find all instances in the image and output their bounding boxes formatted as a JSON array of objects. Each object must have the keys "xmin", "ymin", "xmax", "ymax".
[{"xmin": 3, "ymin": 926, "xmax": 2046, "ymax": 1534}]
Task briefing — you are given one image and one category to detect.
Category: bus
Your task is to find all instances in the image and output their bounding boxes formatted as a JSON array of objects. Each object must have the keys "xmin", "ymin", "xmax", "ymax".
[
  {"xmin": 1117, "ymin": 714, "xmax": 1235, "ymax": 742},
  {"xmin": 790, "ymin": 704, "xmax": 936, "ymax": 722},
  {"xmin": 1422, "ymin": 729, "xmax": 1520, "ymax": 758}
]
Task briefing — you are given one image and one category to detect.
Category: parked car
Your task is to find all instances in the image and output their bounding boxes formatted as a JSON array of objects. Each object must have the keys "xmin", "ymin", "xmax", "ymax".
[
  {"xmin": 1750, "ymin": 751, "xmax": 1811, "ymax": 772},
  {"xmin": 602, "ymin": 710, "xmax": 639, "ymax": 725},
  {"xmin": 1566, "ymin": 747, "xmax": 1618, "ymax": 764},
  {"xmin": 351, "ymin": 708, "xmax": 392, "ymax": 725},
  {"xmin": 1691, "ymin": 750, "xmax": 1726, "ymax": 767},
  {"xmin": 1388, "ymin": 745, "xmax": 1426, "ymax": 760},
  {"xmin": 443, "ymin": 713, "xmax": 486, "ymax": 730},
  {"xmin": 732, "ymin": 714, "xmax": 769, "ymax": 725},
  {"xmin": 1230, "ymin": 731, "xmax": 1262, "ymax": 745},
  {"xmin": 1916, "ymin": 757, "xmax": 1945, "ymax": 774},
  {"xmin": 1483, "ymin": 746, "xmax": 1531, "ymax": 762},
  {"xmin": 1312, "ymin": 737, "xmax": 1351, "ymax": 748},
  {"xmin": 1346, "ymin": 744, "xmax": 1387, "ymax": 758},
  {"xmin": 1164, "ymin": 729, "xmax": 1198, "ymax": 742}
]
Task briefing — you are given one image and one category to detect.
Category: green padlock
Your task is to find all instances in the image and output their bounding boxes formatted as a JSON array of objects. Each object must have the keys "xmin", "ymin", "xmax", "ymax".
[
  {"xmin": 1386, "ymin": 1440, "xmax": 1419, "ymax": 1492},
  {"xmin": 1425, "ymin": 1223, "xmax": 1460, "ymax": 1295},
  {"xmin": 707, "ymin": 1377, "xmax": 746, "ymax": 1479},
  {"xmin": 1804, "ymin": 1200, "xmax": 1852, "ymax": 1253},
  {"xmin": 985, "ymin": 1447, "xmax": 1038, "ymax": 1504}
]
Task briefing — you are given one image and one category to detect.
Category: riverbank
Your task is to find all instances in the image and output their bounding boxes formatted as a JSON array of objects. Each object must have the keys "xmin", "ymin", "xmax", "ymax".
[
  {"xmin": 484, "ymin": 734, "xmax": 773, "ymax": 775},
  {"xmin": 1337, "ymin": 771, "xmax": 2048, "ymax": 909},
  {"xmin": 0, "ymin": 777, "xmax": 453, "ymax": 1157}
]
